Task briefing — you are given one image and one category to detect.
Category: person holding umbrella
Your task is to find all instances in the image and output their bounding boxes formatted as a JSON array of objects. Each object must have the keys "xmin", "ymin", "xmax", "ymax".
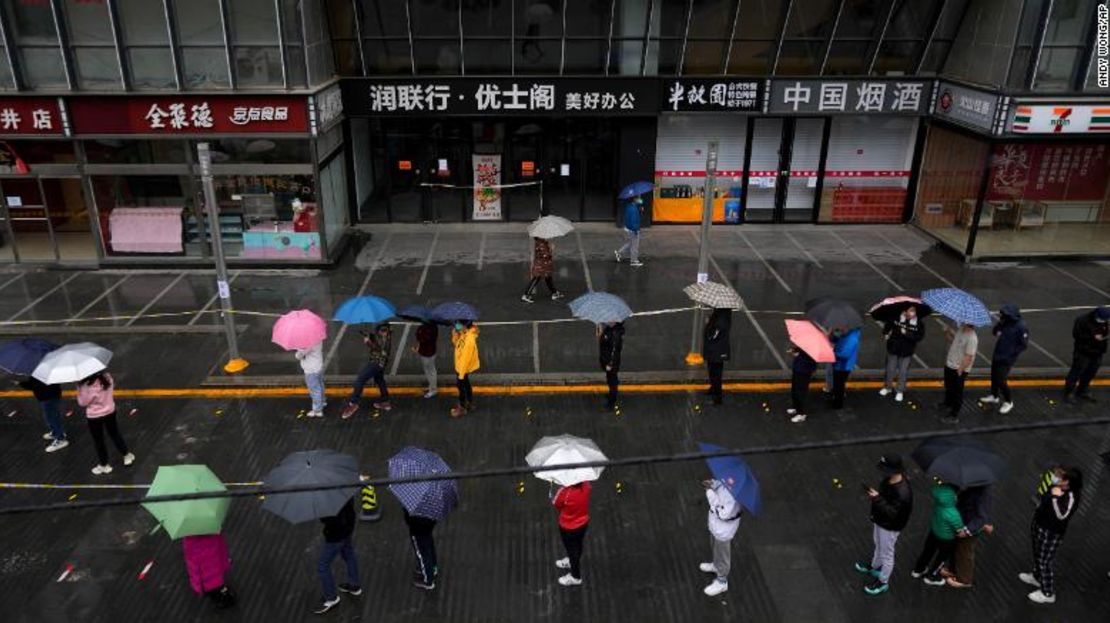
[
  {"xmin": 702, "ymin": 308, "xmax": 732, "ymax": 406},
  {"xmin": 854, "ymin": 454, "xmax": 913, "ymax": 596},
  {"xmin": 522, "ymin": 235, "xmax": 564, "ymax": 304},
  {"xmin": 77, "ymin": 371, "xmax": 134, "ymax": 475},
  {"xmin": 1062, "ymin": 306, "xmax": 1108, "ymax": 405},
  {"xmin": 388, "ymin": 447, "xmax": 459, "ymax": 591},
  {"xmin": 314, "ymin": 496, "xmax": 361, "ymax": 614},
  {"xmin": 273, "ymin": 310, "xmax": 329, "ymax": 418},
  {"xmin": 1021, "ymin": 467, "xmax": 1082, "ymax": 604},
  {"xmin": 614, "ymin": 183, "xmax": 648, "ymax": 267},
  {"xmin": 0, "ymin": 338, "xmax": 65, "ymax": 451},
  {"xmin": 599, "ymin": 321, "xmax": 624, "ymax": 411},
  {"xmin": 940, "ymin": 323, "xmax": 978, "ymax": 422},
  {"xmin": 20, "ymin": 375, "xmax": 67, "ymax": 452},
  {"xmin": 947, "ymin": 484, "xmax": 994, "ymax": 589},
  {"xmin": 340, "ymin": 322, "xmax": 393, "ymax": 418},
  {"xmin": 552, "ymin": 480, "xmax": 591, "ymax": 587},
  {"xmin": 878, "ymin": 304, "xmax": 925, "ymax": 403},
  {"xmin": 979, "ymin": 304, "xmax": 1028, "ymax": 414},
  {"xmin": 296, "ymin": 342, "xmax": 325, "ymax": 418},
  {"xmin": 696, "ymin": 443, "xmax": 760, "ymax": 597},
  {"xmin": 783, "ymin": 319, "xmax": 834, "ymax": 424},
  {"xmin": 825, "ymin": 327, "xmax": 860, "ymax": 410},
  {"xmin": 450, "ymin": 320, "xmax": 480, "ymax": 418}
]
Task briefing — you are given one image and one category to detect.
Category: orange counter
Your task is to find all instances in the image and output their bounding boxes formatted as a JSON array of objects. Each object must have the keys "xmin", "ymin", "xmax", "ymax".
[{"xmin": 653, "ymin": 197, "xmax": 728, "ymax": 223}]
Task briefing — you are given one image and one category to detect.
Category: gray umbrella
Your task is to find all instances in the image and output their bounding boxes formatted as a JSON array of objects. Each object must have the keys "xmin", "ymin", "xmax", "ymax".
[
  {"xmin": 568, "ymin": 292, "xmax": 633, "ymax": 324},
  {"xmin": 804, "ymin": 297, "xmax": 863, "ymax": 331},
  {"xmin": 261, "ymin": 450, "xmax": 361, "ymax": 524}
]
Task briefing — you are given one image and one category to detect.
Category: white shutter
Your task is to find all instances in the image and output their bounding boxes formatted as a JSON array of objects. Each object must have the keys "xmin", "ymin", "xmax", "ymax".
[
  {"xmin": 824, "ymin": 117, "xmax": 916, "ymax": 189},
  {"xmin": 655, "ymin": 114, "xmax": 748, "ymax": 173}
]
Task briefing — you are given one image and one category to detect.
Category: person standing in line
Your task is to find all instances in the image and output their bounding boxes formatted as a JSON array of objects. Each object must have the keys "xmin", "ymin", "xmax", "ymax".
[
  {"xmin": 313, "ymin": 496, "xmax": 361, "ymax": 614},
  {"xmin": 699, "ymin": 478, "xmax": 741, "ymax": 597},
  {"xmin": 77, "ymin": 371, "xmax": 133, "ymax": 475},
  {"xmin": 406, "ymin": 509, "xmax": 439, "ymax": 590},
  {"xmin": 598, "ymin": 321, "xmax": 624, "ymax": 411},
  {"xmin": 879, "ymin": 305, "xmax": 924, "ymax": 403},
  {"xmin": 786, "ymin": 346, "xmax": 816, "ymax": 424},
  {"xmin": 854, "ymin": 454, "xmax": 913, "ymax": 595},
  {"xmin": 340, "ymin": 322, "xmax": 393, "ymax": 418},
  {"xmin": 613, "ymin": 195, "xmax": 644, "ymax": 267},
  {"xmin": 1063, "ymin": 306, "xmax": 1108, "ymax": 404},
  {"xmin": 939, "ymin": 323, "xmax": 978, "ymax": 423},
  {"xmin": 947, "ymin": 485, "xmax": 995, "ymax": 589},
  {"xmin": 1021, "ymin": 467, "xmax": 1083, "ymax": 604},
  {"xmin": 979, "ymin": 304, "xmax": 1028, "ymax": 414},
  {"xmin": 182, "ymin": 533, "xmax": 235, "ymax": 609},
  {"xmin": 296, "ymin": 341, "xmax": 325, "ymax": 417},
  {"xmin": 450, "ymin": 320, "xmax": 480, "ymax": 418},
  {"xmin": 911, "ymin": 483, "xmax": 969, "ymax": 586},
  {"xmin": 824, "ymin": 327, "xmax": 860, "ymax": 410},
  {"xmin": 19, "ymin": 375, "xmax": 67, "ymax": 452},
  {"xmin": 414, "ymin": 318, "xmax": 439, "ymax": 399},
  {"xmin": 702, "ymin": 308, "xmax": 732, "ymax": 406},
  {"xmin": 552, "ymin": 480, "xmax": 591, "ymax": 587},
  {"xmin": 522, "ymin": 237, "xmax": 564, "ymax": 304}
]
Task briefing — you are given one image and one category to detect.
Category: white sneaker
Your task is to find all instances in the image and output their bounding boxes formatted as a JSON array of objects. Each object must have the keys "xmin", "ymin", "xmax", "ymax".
[
  {"xmin": 123, "ymin": 453, "xmax": 135, "ymax": 466},
  {"xmin": 895, "ymin": 392, "xmax": 904, "ymax": 402},
  {"xmin": 555, "ymin": 557, "xmax": 570, "ymax": 569},
  {"xmin": 1000, "ymin": 402, "xmax": 1014, "ymax": 414},
  {"xmin": 1028, "ymin": 590, "xmax": 1055, "ymax": 604},
  {"xmin": 557, "ymin": 573, "xmax": 582, "ymax": 587},
  {"xmin": 630, "ymin": 261, "xmax": 644, "ymax": 267},
  {"xmin": 979, "ymin": 395, "xmax": 999, "ymax": 404},
  {"xmin": 92, "ymin": 464, "xmax": 112, "ymax": 475},
  {"xmin": 423, "ymin": 389, "xmax": 438, "ymax": 399},
  {"xmin": 703, "ymin": 579, "xmax": 728, "ymax": 596},
  {"xmin": 45, "ymin": 439, "xmax": 69, "ymax": 453},
  {"xmin": 786, "ymin": 408, "xmax": 797, "ymax": 416},
  {"xmin": 790, "ymin": 413, "xmax": 807, "ymax": 423},
  {"xmin": 699, "ymin": 563, "xmax": 717, "ymax": 574},
  {"xmin": 42, "ymin": 431, "xmax": 54, "ymax": 440},
  {"xmin": 878, "ymin": 388, "xmax": 891, "ymax": 397},
  {"xmin": 1018, "ymin": 572, "xmax": 1040, "ymax": 587}
]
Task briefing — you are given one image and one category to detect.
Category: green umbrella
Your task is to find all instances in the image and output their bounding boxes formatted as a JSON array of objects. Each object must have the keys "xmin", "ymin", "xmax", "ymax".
[{"xmin": 141, "ymin": 465, "xmax": 230, "ymax": 539}]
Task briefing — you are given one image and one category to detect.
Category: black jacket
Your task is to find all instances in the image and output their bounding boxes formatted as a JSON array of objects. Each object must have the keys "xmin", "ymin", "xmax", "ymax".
[
  {"xmin": 956, "ymin": 485, "xmax": 993, "ymax": 534},
  {"xmin": 870, "ymin": 478, "xmax": 913, "ymax": 532},
  {"xmin": 702, "ymin": 309, "xmax": 732, "ymax": 363},
  {"xmin": 320, "ymin": 498, "xmax": 356, "ymax": 543},
  {"xmin": 883, "ymin": 316, "xmax": 924, "ymax": 357},
  {"xmin": 1034, "ymin": 489, "xmax": 1079, "ymax": 535},
  {"xmin": 992, "ymin": 305, "xmax": 1029, "ymax": 364},
  {"xmin": 599, "ymin": 323, "xmax": 624, "ymax": 371},
  {"xmin": 19, "ymin": 377, "xmax": 61, "ymax": 402},
  {"xmin": 1072, "ymin": 311, "xmax": 1108, "ymax": 357}
]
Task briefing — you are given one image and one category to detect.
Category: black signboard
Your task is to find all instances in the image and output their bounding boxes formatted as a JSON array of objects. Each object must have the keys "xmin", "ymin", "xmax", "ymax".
[{"xmin": 660, "ymin": 78, "xmax": 761, "ymax": 112}]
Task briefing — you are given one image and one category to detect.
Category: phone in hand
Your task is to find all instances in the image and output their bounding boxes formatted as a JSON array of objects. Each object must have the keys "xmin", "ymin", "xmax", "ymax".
[{"xmin": 861, "ymin": 482, "xmax": 873, "ymax": 493}]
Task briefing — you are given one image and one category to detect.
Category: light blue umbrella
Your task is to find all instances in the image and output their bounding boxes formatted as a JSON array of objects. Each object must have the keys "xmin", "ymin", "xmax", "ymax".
[
  {"xmin": 698, "ymin": 442, "xmax": 761, "ymax": 515},
  {"xmin": 568, "ymin": 292, "xmax": 632, "ymax": 324},
  {"xmin": 921, "ymin": 288, "xmax": 992, "ymax": 327},
  {"xmin": 334, "ymin": 296, "xmax": 396, "ymax": 324},
  {"xmin": 388, "ymin": 447, "xmax": 458, "ymax": 521}
]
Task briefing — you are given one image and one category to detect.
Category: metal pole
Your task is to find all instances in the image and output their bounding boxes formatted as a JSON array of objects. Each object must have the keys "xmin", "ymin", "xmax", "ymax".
[
  {"xmin": 197, "ymin": 142, "xmax": 249, "ymax": 374},
  {"xmin": 685, "ymin": 140, "xmax": 718, "ymax": 366}
]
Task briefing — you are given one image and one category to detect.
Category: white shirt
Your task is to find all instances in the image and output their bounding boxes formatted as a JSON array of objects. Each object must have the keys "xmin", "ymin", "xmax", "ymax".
[
  {"xmin": 706, "ymin": 482, "xmax": 741, "ymax": 541},
  {"xmin": 296, "ymin": 342, "xmax": 323, "ymax": 374}
]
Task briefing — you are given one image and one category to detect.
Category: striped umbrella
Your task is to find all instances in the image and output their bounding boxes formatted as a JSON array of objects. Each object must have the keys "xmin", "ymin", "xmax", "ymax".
[{"xmin": 683, "ymin": 281, "xmax": 742, "ymax": 310}]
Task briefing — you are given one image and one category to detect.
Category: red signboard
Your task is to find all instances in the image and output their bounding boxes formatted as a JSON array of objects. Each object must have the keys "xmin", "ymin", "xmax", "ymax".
[
  {"xmin": 986, "ymin": 142, "xmax": 1109, "ymax": 201},
  {"xmin": 67, "ymin": 96, "xmax": 309, "ymax": 135},
  {"xmin": 0, "ymin": 98, "xmax": 64, "ymax": 135}
]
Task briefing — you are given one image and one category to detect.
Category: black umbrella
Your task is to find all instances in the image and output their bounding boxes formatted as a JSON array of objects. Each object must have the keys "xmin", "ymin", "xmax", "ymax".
[
  {"xmin": 868, "ymin": 295, "xmax": 934, "ymax": 323},
  {"xmin": 912, "ymin": 437, "xmax": 1006, "ymax": 487},
  {"xmin": 804, "ymin": 297, "xmax": 863, "ymax": 331}
]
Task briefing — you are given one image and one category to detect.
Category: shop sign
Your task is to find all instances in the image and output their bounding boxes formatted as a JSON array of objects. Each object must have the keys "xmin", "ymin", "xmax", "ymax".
[
  {"xmin": 663, "ymin": 79, "xmax": 761, "ymax": 112},
  {"xmin": 398, "ymin": 160, "xmax": 412, "ymax": 170},
  {"xmin": 315, "ymin": 85, "xmax": 344, "ymax": 130},
  {"xmin": 768, "ymin": 79, "xmax": 932, "ymax": 115},
  {"xmin": 1008, "ymin": 104, "xmax": 1110, "ymax": 134},
  {"xmin": 66, "ymin": 96, "xmax": 310, "ymax": 134},
  {"xmin": 521, "ymin": 160, "xmax": 535, "ymax": 177},
  {"xmin": 987, "ymin": 143, "xmax": 1108, "ymax": 200},
  {"xmin": 344, "ymin": 79, "xmax": 659, "ymax": 115},
  {"xmin": 472, "ymin": 154, "xmax": 502, "ymax": 220},
  {"xmin": 934, "ymin": 82, "xmax": 999, "ymax": 133},
  {"xmin": 0, "ymin": 98, "xmax": 64, "ymax": 135}
]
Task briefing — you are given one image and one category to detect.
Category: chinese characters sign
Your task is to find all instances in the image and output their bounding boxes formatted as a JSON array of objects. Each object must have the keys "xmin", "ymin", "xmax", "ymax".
[
  {"xmin": 934, "ymin": 82, "xmax": 999, "ymax": 133},
  {"xmin": 472, "ymin": 154, "xmax": 502, "ymax": 220},
  {"xmin": 1008, "ymin": 104, "xmax": 1110, "ymax": 134},
  {"xmin": 663, "ymin": 79, "xmax": 761, "ymax": 112},
  {"xmin": 768, "ymin": 80, "xmax": 932, "ymax": 115},
  {"xmin": 67, "ymin": 96, "xmax": 309, "ymax": 134},
  {"xmin": 315, "ymin": 85, "xmax": 344, "ymax": 131},
  {"xmin": 0, "ymin": 98, "xmax": 63, "ymax": 135},
  {"xmin": 987, "ymin": 143, "xmax": 1108, "ymax": 201}
]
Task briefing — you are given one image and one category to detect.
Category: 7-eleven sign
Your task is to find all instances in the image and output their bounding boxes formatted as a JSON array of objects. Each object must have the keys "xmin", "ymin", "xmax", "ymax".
[{"xmin": 1011, "ymin": 104, "xmax": 1110, "ymax": 134}]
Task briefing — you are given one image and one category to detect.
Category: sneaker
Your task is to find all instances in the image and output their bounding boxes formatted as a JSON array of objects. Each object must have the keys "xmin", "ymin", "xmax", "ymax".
[
  {"xmin": 894, "ymin": 392, "xmax": 904, "ymax": 402},
  {"xmin": 521, "ymin": 294, "xmax": 534, "ymax": 304},
  {"xmin": 558, "ymin": 574, "xmax": 583, "ymax": 587},
  {"xmin": 786, "ymin": 408, "xmax": 797, "ymax": 416},
  {"xmin": 978, "ymin": 395, "xmax": 999, "ymax": 404},
  {"xmin": 999, "ymin": 401, "xmax": 1014, "ymax": 414},
  {"xmin": 42, "ymin": 431, "xmax": 54, "ymax": 440},
  {"xmin": 556, "ymin": 557, "xmax": 570, "ymax": 569},
  {"xmin": 699, "ymin": 563, "xmax": 717, "ymax": 574},
  {"xmin": 864, "ymin": 580, "xmax": 889, "ymax": 595},
  {"xmin": 312, "ymin": 596, "xmax": 340, "ymax": 614},
  {"xmin": 340, "ymin": 403, "xmax": 359, "ymax": 419},
  {"xmin": 630, "ymin": 261, "xmax": 644, "ymax": 267},
  {"xmin": 338, "ymin": 583, "xmax": 362, "ymax": 596},
  {"xmin": 372, "ymin": 401, "xmax": 393, "ymax": 411},
  {"xmin": 945, "ymin": 577, "xmax": 972, "ymax": 589},
  {"xmin": 449, "ymin": 405, "xmax": 466, "ymax": 418},
  {"xmin": 878, "ymin": 388, "xmax": 891, "ymax": 397},
  {"xmin": 854, "ymin": 562, "xmax": 880, "ymax": 578},
  {"xmin": 1078, "ymin": 393, "xmax": 1097, "ymax": 403},
  {"xmin": 790, "ymin": 413, "xmax": 807, "ymax": 423},
  {"xmin": 1018, "ymin": 572, "xmax": 1040, "ymax": 587},
  {"xmin": 45, "ymin": 439, "xmax": 69, "ymax": 453},
  {"xmin": 923, "ymin": 575, "xmax": 946, "ymax": 586},
  {"xmin": 423, "ymin": 389, "xmax": 438, "ymax": 399},
  {"xmin": 910, "ymin": 570, "xmax": 924, "ymax": 579},
  {"xmin": 123, "ymin": 453, "xmax": 135, "ymax": 466},
  {"xmin": 1028, "ymin": 589, "xmax": 1056, "ymax": 604},
  {"xmin": 551, "ymin": 291, "xmax": 565, "ymax": 300},
  {"xmin": 91, "ymin": 464, "xmax": 112, "ymax": 475},
  {"xmin": 613, "ymin": 250, "xmax": 622, "ymax": 263},
  {"xmin": 703, "ymin": 579, "xmax": 727, "ymax": 596},
  {"xmin": 412, "ymin": 578, "xmax": 436, "ymax": 590}
]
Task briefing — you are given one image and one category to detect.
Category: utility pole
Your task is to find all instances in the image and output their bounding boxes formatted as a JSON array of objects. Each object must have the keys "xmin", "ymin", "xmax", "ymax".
[
  {"xmin": 197, "ymin": 142, "xmax": 249, "ymax": 374},
  {"xmin": 685, "ymin": 141, "xmax": 718, "ymax": 366}
]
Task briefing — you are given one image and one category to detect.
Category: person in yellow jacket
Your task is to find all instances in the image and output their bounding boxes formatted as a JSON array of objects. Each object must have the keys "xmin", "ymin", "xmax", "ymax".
[{"xmin": 450, "ymin": 321, "xmax": 480, "ymax": 418}]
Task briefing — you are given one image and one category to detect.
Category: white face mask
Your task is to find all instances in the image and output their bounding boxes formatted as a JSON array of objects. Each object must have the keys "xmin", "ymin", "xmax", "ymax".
[{"xmin": 1050, "ymin": 475, "xmax": 1061, "ymax": 485}]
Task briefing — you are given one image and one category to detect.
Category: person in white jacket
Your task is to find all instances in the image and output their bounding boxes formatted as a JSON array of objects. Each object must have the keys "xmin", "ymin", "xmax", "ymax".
[
  {"xmin": 699, "ymin": 479, "xmax": 741, "ymax": 596},
  {"xmin": 296, "ymin": 342, "xmax": 325, "ymax": 417}
]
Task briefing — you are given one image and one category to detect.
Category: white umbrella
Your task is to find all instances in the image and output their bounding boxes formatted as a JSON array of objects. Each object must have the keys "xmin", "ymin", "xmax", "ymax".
[
  {"xmin": 32, "ymin": 342, "xmax": 113, "ymax": 384},
  {"xmin": 525, "ymin": 434, "xmax": 607, "ymax": 486},
  {"xmin": 527, "ymin": 215, "xmax": 575, "ymax": 239}
]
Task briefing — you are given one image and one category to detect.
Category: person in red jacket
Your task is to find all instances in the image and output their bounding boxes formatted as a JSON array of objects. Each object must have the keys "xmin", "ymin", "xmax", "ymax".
[
  {"xmin": 182, "ymin": 533, "xmax": 235, "ymax": 609},
  {"xmin": 552, "ymin": 481, "xmax": 591, "ymax": 586}
]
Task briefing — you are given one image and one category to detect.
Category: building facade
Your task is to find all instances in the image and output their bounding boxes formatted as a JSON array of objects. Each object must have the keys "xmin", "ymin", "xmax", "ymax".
[{"xmin": 0, "ymin": 0, "xmax": 1106, "ymax": 265}]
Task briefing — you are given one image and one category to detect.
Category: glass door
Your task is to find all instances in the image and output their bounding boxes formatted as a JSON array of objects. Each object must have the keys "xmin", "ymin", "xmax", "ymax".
[
  {"xmin": 0, "ymin": 177, "xmax": 58, "ymax": 262},
  {"xmin": 743, "ymin": 117, "xmax": 826, "ymax": 223},
  {"xmin": 744, "ymin": 118, "xmax": 782, "ymax": 223},
  {"xmin": 783, "ymin": 118, "xmax": 826, "ymax": 222}
]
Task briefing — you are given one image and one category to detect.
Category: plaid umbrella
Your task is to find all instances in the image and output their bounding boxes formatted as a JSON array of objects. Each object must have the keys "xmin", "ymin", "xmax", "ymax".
[
  {"xmin": 804, "ymin": 297, "xmax": 862, "ymax": 331},
  {"xmin": 568, "ymin": 292, "xmax": 632, "ymax": 324},
  {"xmin": 431, "ymin": 301, "xmax": 480, "ymax": 323},
  {"xmin": 527, "ymin": 215, "xmax": 575, "ymax": 239},
  {"xmin": 921, "ymin": 288, "xmax": 992, "ymax": 327},
  {"xmin": 388, "ymin": 447, "xmax": 459, "ymax": 521},
  {"xmin": 683, "ymin": 282, "xmax": 742, "ymax": 310}
]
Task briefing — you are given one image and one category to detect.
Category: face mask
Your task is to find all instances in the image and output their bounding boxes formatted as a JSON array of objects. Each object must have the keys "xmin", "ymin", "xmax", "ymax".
[
  {"xmin": 1050, "ymin": 475, "xmax": 1061, "ymax": 485},
  {"xmin": 454, "ymin": 323, "xmax": 464, "ymax": 331}
]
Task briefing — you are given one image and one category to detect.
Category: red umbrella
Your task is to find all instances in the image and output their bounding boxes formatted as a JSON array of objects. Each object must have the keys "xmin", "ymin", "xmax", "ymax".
[{"xmin": 784, "ymin": 320, "xmax": 835, "ymax": 363}]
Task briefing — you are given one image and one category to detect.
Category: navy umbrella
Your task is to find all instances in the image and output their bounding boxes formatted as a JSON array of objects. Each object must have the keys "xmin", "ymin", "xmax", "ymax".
[
  {"xmin": 804, "ymin": 297, "xmax": 863, "ymax": 331},
  {"xmin": 261, "ymin": 450, "xmax": 361, "ymax": 524},
  {"xmin": 0, "ymin": 339, "xmax": 59, "ymax": 375},
  {"xmin": 912, "ymin": 437, "xmax": 1006, "ymax": 487},
  {"xmin": 431, "ymin": 301, "xmax": 480, "ymax": 323},
  {"xmin": 397, "ymin": 304, "xmax": 434, "ymax": 322},
  {"xmin": 618, "ymin": 181, "xmax": 654, "ymax": 200},
  {"xmin": 699, "ymin": 442, "xmax": 761, "ymax": 515},
  {"xmin": 388, "ymin": 446, "xmax": 458, "ymax": 521}
]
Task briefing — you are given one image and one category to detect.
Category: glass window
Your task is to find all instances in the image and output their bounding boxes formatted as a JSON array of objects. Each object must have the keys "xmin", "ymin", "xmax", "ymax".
[
  {"xmin": 644, "ymin": 38, "xmax": 681, "ymax": 74},
  {"xmin": 302, "ymin": 0, "xmax": 334, "ymax": 85},
  {"xmin": 775, "ymin": 40, "xmax": 823, "ymax": 75},
  {"xmin": 229, "ymin": 0, "xmax": 279, "ymax": 44},
  {"xmin": 918, "ymin": 40, "xmax": 950, "ymax": 74},
  {"xmin": 612, "ymin": 0, "xmax": 651, "ymax": 37},
  {"xmin": 912, "ymin": 125, "xmax": 987, "ymax": 253},
  {"xmin": 687, "ymin": 0, "xmax": 738, "ymax": 39},
  {"xmin": 3, "ymin": 1, "xmax": 66, "ymax": 88},
  {"xmin": 219, "ymin": 173, "xmax": 319, "ymax": 260},
  {"xmin": 825, "ymin": 40, "xmax": 871, "ymax": 75},
  {"xmin": 515, "ymin": 39, "xmax": 561, "ymax": 74},
  {"xmin": 1033, "ymin": 47, "xmax": 1082, "ymax": 90},
  {"xmin": 832, "ymin": 0, "xmax": 885, "ymax": 39},
  {"xmin": 282, "ymin": 0, "xmax": 304, "ymax": 44},
  {"xmin": 464, "ymin": 40, "xmax": 511, "ymax": 74},
  {"xmin": 783, "ymin": 0, "xmax": 837, "ymax": 39},
  {"xmin": 72, "ymin": 48, "xmax": 122, "ymax": 90},
  {"xmin": 117, "ymin": 0, "xmax": 170, "ymax": 45},
  {"xmin": 18, "ymin": 49, "xmax": 68, "ymax": 89},
  {"xmin": 89, "ymin": 175, "xmax": 202, "ymax": 258},
  {"xmin": 609, "ymin": 38, "xmax": 643, "ymax": 74},
  {"xmin": 735, "ymin": 0, "xmax": 785, "ymax": 39},
  {"xmin": 174, "ymin": 0, "xmax": 225, "ymax": 44},
  {"xmin": 873, "ymin": 40, "xmax": 920, "ymax": 75},
  {"xmin": 84, "ymin": 140, "xmax": 188, "ymax": 165},
  {"xmin": 563, "ymin": 40, "xmax": 607, "ymax": 74},
  {"xmin": 364, "ymin": 39, "xmax": 413, "ymax": 74},
  {"xmin": 414, "ymin": 40, "xmax": 461, "ymax": 74},
  {"xmin": 728, "ymin": 40, "xmax": 773, "ymax": 74},
  {"xmin": 320, "ymin": 155, "xmax": 348, "ymax": 252},
  {"xmin": 463, "ymin": 0, "xmax": 512, "ymax": 37},
  {"xmin": 332, "ymin": 40, "xmax": 361, "ymax": 76},
  {"xmin": 654, "ymin": 114, "xmax": 747, "ymax": 223},
  {"xmin": 359, "ymin": 0, "xmax": 410, "ymax": 37},
  {"xmin": 234, "ymin": 47, "xmax": 283, "ymax": 87},
  {"xmin": 820, "ymin": 117, "xmax": 916, "ymax": 223},
  {"xmin": 285, "ymin": 44, "xmax": 307, "ymax": 85},
  {"xmin": 63, "ymin": 0, "xmax": 114, "ymax": 44},
  {"xmin": 412, "ymin": 0, "xmax": 459, "ymax": 37},
  {"xmin": 206, "ymin": 139, "xmax": 310, "ymax": 164},
  {"xmin": 326, "ymin": 0, "xmax": 357, "ymax": 39},
  {"xmin": 885, "ymin": 0, "xmax": 940, "ymax": 39},
  {"xmin": 8, "ymin": 140, "xmax": 77, "ymax": 164},
  {"xmin": 565, "ymin": 0, "xmax": 613, "ymax": 37},
  {"xmin": 128, "ymin": 48, "xmax": 177, "ymax": 89},
  {"xmin": 1044, "ymin": 0, "xmax": 1094, "ymax": 45},
  {"xmin": 682, "ymin": 40, "xmax": 726, "ymax": 74},
  {"xmin": 0, "ymin": 49, "xmax": 14, "ymax": 89},
  {"xmin": 515, "ymin": 0, "xmax": 564, "ymax": 37},
  {"xmin": 181, "ymin": 47, "xmax": 230, "ymax": 88}
]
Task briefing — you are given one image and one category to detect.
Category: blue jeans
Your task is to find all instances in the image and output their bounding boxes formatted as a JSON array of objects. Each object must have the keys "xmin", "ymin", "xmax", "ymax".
[
  {"xmin": 42, "ymin": 399, "xmax": 64, "ymax": 441},
  {"xmin": 318, "ymin": 538, "xmax": 359, "ymax": 600},
  {"xmin": 304, "ymin": 372, "xmax": 326, "ymax": 411},
  {"xmin": 349, "ymin": 363, "xmax": 388, "ymax": 404}
]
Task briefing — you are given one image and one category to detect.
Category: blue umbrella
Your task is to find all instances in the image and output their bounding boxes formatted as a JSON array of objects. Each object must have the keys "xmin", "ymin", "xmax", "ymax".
[
  {"xmin": 388, "ymin": 447, "xmax": 459, "ymax": 521},
  {"xmin": 431, "ymin": 301, "xmax": 480, "ymax": 323},
  {"xmin": 920, "ymin": 288, "xmax": 992, "ymax": 327},
  {"xmin": 0, "ymin": 338, "xmax": 59, "ymax": 375},
  {"xmin": 698, "ymin": 442, "xmax": 761, "ymax": 516},
  {"xmin": 397, "ymin": 304, "xmax": 433, "ymax": 322},
  {"xmin": 334, "ymin": 296, "xmax": 396, "ymax": 324},
  {"xmin": 618, "ymin": 181, "xmax": 654, "ymax": 200},
  {"xmin": 568, "ymin": 292, "xmax": 633, "ymax": 324}
]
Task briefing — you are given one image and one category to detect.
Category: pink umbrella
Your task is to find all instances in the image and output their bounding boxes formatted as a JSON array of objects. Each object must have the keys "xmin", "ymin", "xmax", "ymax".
[
  {"xmin": 272, "ymin": 310, "xmax": 327, "ymax": 351},
  {"xmin": 784, "ymin": 320, "xmax": 835, "ymax": 363}
]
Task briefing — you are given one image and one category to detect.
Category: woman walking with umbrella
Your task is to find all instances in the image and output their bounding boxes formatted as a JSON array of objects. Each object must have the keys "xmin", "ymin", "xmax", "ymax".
[
  {"xmin": 522, "ymin": 216, "xmax": 571, "ymax": 303},
  {"xmin": 872, "ymin": 298, "xmax": 927, "ymax": 403},
  {"xmin": 614, "ymin": 182, "xmax": 651, "ymax": 267}
]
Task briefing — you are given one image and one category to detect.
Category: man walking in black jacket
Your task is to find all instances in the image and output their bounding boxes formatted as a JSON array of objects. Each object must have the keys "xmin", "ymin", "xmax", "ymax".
[
  {"xmin": 855, "ymin": 453, "xmax": 913, "ymax": 595},
  {"xmin": 599, "ymin": 322, "xmax": 624, "ymax": 411},
  {"xmin": 1063, "ymin": 307, "xmax": 1109, "ymax": 404}
]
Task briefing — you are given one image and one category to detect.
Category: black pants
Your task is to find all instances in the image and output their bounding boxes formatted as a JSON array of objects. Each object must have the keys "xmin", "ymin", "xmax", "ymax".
[
  {"xmin": 830, "ymin": 370, "xmax": 850, "ymax": 409},
  {"xmin": 207, "ymin": 585, "xmax": 235, "ymax": 609},
  {"xmin": 405, "ymin": 514, "xmax": 438, "ymax": 584},
  {"xmin": 1064, "ymin": 351, "xmax": 1102, "ymax": 396},
  {"xmin": 706, "ymin": 362, "xmax": 724, "ymax": 403},
  {"xmin": 990, "ymin": 360, "xmax": 1014, "ymax": 403},
  {"xmin": 912, "ymin": 532, "xmax": 956, "ymax": 579},
  {"xmin": 560, "ymin": 524, "xmax": 588, "ymax": 579},
  {"xmin": 943, "ymin": 366, "xmax": 967, "ymax": 416},
  {"xmin": 351, "ymin": 362, "xmax": 389, "ymax": 403},
  {"xmin": 87, "ymin": 412, "xmax": 129, "ymax": 465},
  {"xmin": 456, "ymin": 375, "xmax": 473, "ymax": 406},
  {"xmin": 791, "ymin": 371, "xmax": 812, "ymax": 413},
  {"xmin": 524, "ymin": 276, "xmax": 557, "ymax": 297},
  {"xmin": 604, "ymin": 370, "xmax": 619, "ymax": 408}
]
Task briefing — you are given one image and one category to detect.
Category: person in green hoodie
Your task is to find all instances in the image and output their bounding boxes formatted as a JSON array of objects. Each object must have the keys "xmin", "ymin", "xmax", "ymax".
[{"xmin": 910, "ymin": 483, "xmax": 970, "ymax": 585}]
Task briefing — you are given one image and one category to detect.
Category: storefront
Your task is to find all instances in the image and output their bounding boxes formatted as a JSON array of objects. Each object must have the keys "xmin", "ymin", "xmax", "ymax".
[{"xmin": 0, "ymin": 92, "xmax": 344, "ymax": 266}]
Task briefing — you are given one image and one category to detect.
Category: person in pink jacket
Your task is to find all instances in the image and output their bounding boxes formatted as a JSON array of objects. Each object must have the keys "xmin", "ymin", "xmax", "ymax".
[
  {"xmin": 75, "ymin": 371, "xmax": 133, "ymax": 475},
  {"xmin": 183, "ymin": 533, "xmax": 235, "ymax": 609}
]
